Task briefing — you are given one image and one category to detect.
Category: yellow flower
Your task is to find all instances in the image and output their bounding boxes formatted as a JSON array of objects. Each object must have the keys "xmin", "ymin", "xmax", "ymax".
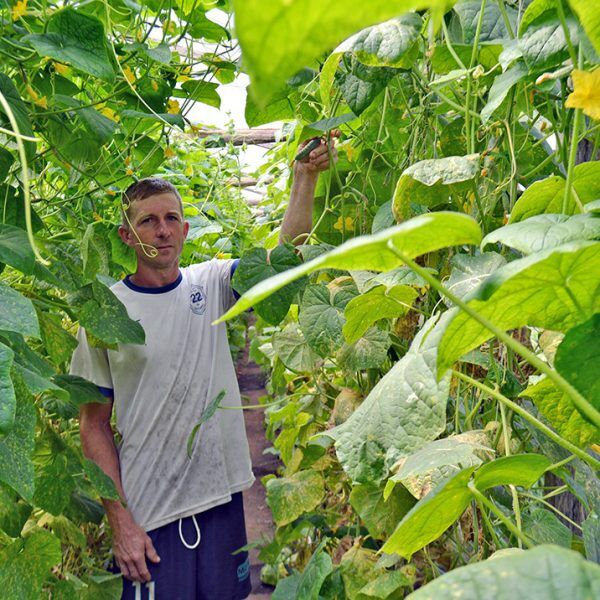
[
  {"xmin": 333, "ymin": 216, "xmax": 354, "ymax": 231},
  {"xmin": 122, "ymin": 66, "xmax": 136, "ymax": 84},
  {"xmin": 11, "ymin": 0, "xmax": 27, "ymax": 21},
  {"xmin": 100, "ymin": 107, "xmax": 119, "ymax": 122},
  {"xmin": 345, "ymin": 144, "xmax": 357, "ymax": 162},
  {"xmin": 54, "ymin": 62, "xmax": 71, "ymax": 76},
  {"xmin": 566, "ymin": 69, "xmax": 600, "ymax": 120},
  {"xmin": 25, "ymin": 85, "xmax": 47, "ymax": 108},
  {"xmin": 185, "ymin": 164, "xmax": 194, "ymax": 177},
  {"xmin": 126, "ymin": 168, "xmax": 134, "ymax": 176},
  {"xmin": 164, "ymin": 146, "xmax": 176, "ymax": 159},
  {"xmin": 167, "ymin": 99, "xmax": 180, "ymax": 114}
]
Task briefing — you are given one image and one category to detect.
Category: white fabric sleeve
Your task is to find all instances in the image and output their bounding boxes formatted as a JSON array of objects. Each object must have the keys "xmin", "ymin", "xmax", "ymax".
[
  {"xmin": 69, "ymin": 326, "xmax": 113, "ymax": 392},
  {"xmin": 212, "ymin": 258, "xmax": 238, "ymax": 313}
]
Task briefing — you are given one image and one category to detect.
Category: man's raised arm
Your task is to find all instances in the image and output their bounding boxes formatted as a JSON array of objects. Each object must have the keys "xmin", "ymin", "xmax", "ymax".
[{"xmin": 279, "ymin": 134, "xmax": 339, "ymax": 245}]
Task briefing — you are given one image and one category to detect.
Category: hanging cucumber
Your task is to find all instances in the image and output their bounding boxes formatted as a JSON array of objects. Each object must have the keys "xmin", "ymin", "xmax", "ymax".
[{"xmin": 294, "ymin": 137, "xmax": 322, "ymax": 162}]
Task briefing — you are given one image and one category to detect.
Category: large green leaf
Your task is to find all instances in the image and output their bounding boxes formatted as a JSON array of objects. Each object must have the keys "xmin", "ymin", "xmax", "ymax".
[
  {"xmin": 335, "ymin": 57, "xmax": 397, "ymax": 116},
  {"xmin": 343, "ymin": 285, "xmax": 417, "ymax": 343},
  {"xmin": 444, "ymin": 252, "xmax": 506, "ymax": 304},
  {"xmin": 266, "ymin": 470, "xmax": 325, "ymax": 527},
  {"xmin": 81, "ymin": 224, "xmax": 110, "ymax": 282},
  {"xmin": 45, "ymin": 374, "xmax": 108, "ymax": 420},
  {"xmin": 0, "ymin": 370, "xmax": 36, "ymax": 501},
  {"xmin": 384, "ymin": 454, "xmax": 551, "ymax": 558},
  {"xmin": 519, "ymin": 15, "xmax": 580, "ymax": 71},
  {"xmin": 0, "ymin": 74, "xmax": 35, "ymax": 161},
  {"xmin": 555, "ymin": 314, "xmax": 600, "ymax": 411},
  {"xmin": 232, "ymin": 245, "xmax": 304, "ymax": 325},
  {"xmin": 480, "ymin": 62, "xmax": 528, "ymax": 123},
  {"xmin": 83, "ymin": 458, "xmax": 120, "ymax": 501},
  {"xmin": 75, "ymin": 282, "xmax": 145, "ymax": 345},
  {"xmin": 453, "ymin": 0, "xmax": 517, "ymax": 43},
  {"xmin": 386, "ymin": 431, "xmax": 492, "ymax": 499},
  {"xmin": 299, "ymin": 283, "xmax": 354, "ymax": 357},
  {"xmin": 0, "ymin": 224, "xmax": 35, "ymax": 274},
  {"xmin": 0, "ymin": 281, "xmax": 39, "ymax": 338},
  {"xmin": 234, "ymin": 0, "xmax": 448, "ymax": 103},
  {"xmin": 33, "ymin": 454, "xmax": 75, "ymax": 515},
  {"xmin": 296, "ymin": 543, "xmax": 333, "ymax": 600},
  {"xmin": 438, "ymin": 242, "xmax": 600, "ymax": 374},
  {"xmin": 569, "ymin": 0, "xmax": 600, "ymax": 54},
  {"xmin": 510, "ymin": 163, "xmax": 600, "ymax": 223},
  {"xmin": 272, "ymin": 324, "xmax": 318, "ymax": 373},
  {"xmin": 407, "ymin": 545, "xmax": 600, "ymax": 599},
  {"xmin": 0, "ymin": 528, "xmax": 62, "ymax": 599},
  {"xmin": 39, "ymin": 312, "xmax": 78, "ymax": 366},
  {"xmin": 523, "ymin": 507, "xmax": 573, "ymax": 548},
  {"xmin": 327, "ymin": 312, "xmax": 452, "ymax": 484},
  {"xmin": 349, "ymin": 482, "xmax": 416, "ymax": 540},
  {"xmin": 473, "ymin": 454, "xmax": 551, "ymax": 491},
  {"xmin": 336, "ymin": 14, "xmax": 423, "ymax": 68},
  {"xmin": 0, "ymin": 483, "xmax": 31, "ymax": 538},
  {"xmin": 336, "ymin": 326, "xmax": 391, "ymax": 371},
  {"xmin": 523, "ymin": 377, "xmax": 599, "ymax": 448},
  {"xmin": 381, "ymin": 467, "xmax": 476, "ymax": 557},
  {"xmin": 180, "ymin": 81, "xmax": 221, "ymax": 108},
  {"xmin": 392, "ymin": 154, "xmax": 479, "ymax": 220},
  {"xmin": 483, "ymin": 214, "xmax": 600, "ymax": 255},
  {"xmin": 0, "ymin": 343, "xmax": 15, "ymax": 434},
  {"xmin": 26, "ymin": 8, "xmax": 115, "ymax": 81},
  {"xmin": 216, "ymin": 212, "xmax": 482, "ymax": 322}
]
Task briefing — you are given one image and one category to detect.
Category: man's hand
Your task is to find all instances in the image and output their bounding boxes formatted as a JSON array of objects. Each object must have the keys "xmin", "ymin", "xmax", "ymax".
[
  {"xmin": 112, "ymin": 512, "xmax": 160, "ymax": 582},
  {"xmin": 294, "ymin": 130, "xmax": 340, "ymax": 176}
]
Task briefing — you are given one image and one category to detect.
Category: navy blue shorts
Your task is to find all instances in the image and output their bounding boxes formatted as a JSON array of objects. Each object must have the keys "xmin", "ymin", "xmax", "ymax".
[{"xmin": 114, "ymin": 493, "xmax": 251, "ymax": 600}]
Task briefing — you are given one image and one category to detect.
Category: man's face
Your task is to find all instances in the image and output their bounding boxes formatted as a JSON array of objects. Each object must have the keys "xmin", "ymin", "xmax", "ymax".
[{"xmin": 118, "ymin": 192, "xmax": 189, "ymax": 270}]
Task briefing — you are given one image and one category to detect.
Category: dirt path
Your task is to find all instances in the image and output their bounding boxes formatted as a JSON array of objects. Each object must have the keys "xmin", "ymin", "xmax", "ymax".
[{"xmin": 236, "ymin": 349, "xmax": 278, "ymax": 599}]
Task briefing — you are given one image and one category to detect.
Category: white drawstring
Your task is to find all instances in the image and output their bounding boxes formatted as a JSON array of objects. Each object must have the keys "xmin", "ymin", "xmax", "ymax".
[{"xmin": 178, "ymin": 514, "xmax": 201, "ymax": 549}]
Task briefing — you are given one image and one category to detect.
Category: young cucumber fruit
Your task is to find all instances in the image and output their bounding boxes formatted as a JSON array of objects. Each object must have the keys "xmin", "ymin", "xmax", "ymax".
[{"xmin": 294, "ymin": 137, "xmax": 322, "ymax": 162}]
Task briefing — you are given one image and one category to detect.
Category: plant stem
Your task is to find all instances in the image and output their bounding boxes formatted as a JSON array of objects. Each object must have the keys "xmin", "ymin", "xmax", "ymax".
[
  {"xmin": 386, "ymin": 245, "xmax": 600, "ymax": 429},
  {"xmin": 453, "ymin": 371, "xmax": 600, "ymax": 471},
  {"xmin": 468, "ymin": 481, "xmax": 534, "ymax": 548},
  {"xmin": 499, "ymin": 401, "xmax": 523, "ymax": 548},
  {"xmin": 562, "ymin": 47, "xmax": 584, "ymax": 214}
]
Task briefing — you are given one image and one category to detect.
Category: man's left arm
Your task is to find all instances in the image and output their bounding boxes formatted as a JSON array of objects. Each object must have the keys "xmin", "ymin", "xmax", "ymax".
[{"xmin": 279, "ymin": 135, "xmax": 338, "ymax": 245}]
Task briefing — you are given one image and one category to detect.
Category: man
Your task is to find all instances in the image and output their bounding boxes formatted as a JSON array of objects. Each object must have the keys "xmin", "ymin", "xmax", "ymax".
[{"xmin": 70, "ymin": 136, "xmax": 337, "ymax": 599}]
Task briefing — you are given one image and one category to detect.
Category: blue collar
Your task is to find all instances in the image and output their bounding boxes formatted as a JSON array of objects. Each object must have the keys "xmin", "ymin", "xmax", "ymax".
[{"xmin": 123, "ymin": 271, "xmax": 183, "ymax": 294}]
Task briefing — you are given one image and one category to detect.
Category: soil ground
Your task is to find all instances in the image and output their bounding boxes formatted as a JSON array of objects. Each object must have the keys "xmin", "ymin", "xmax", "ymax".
[{"xmin": 236, "ymin": 348, "xmax": 278, "ymax": 599}]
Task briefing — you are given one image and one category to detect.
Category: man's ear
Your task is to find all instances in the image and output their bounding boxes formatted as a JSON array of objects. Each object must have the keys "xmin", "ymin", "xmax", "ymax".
[
  {"xmin": 183, "ymin": 220, "xmax": 189, "ymax": 239},
  {"xmin": 118, "ymin": 224, "xmax": 135, "ymax": 248}
]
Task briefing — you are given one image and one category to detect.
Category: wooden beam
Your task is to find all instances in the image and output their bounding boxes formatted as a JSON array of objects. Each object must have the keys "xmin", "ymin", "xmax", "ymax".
[{"xmin": 191, "ymin": 128, "xmax": 281, "ymax": 146}]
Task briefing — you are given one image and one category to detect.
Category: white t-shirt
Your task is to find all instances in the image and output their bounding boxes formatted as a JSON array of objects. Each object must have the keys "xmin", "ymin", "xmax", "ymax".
[{"xmin": 70, "ymin": 259, "xmax": 254, "ymax": 531}]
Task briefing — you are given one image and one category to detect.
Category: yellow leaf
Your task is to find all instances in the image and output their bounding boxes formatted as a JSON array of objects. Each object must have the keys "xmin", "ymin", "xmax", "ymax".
[
  {"xmin": 35, "ymin": 96, "xmax": 48, "ymax": 109},
  {"xmin": 185, "ymin": 165, "xmax": 194, "ymax": 177},
  {"xmin": 150, "ymin": 80, "xmax": 159, "ymax": 92},
  {"xmin": 164, "ymin": 147, "xmax": 176, "ymax": 158},
  {"xmin": 167, "ymin": 99, "xmax": 180, "ymax": 115},
  {"xmin": 54, "ymin": 62, "xmax": 71, "ymax": 76},
  {"xmin": 177, "ymin": 75, "xmax": 192, "ymax": 83},
  {"xmin": 11, "ymin": 0, "xmax": 27, "ymax": 20},
  {"xmin": 122, "ymin": 66, "xmax": 136, "ymax": 84},
  {"xmin": 565, "ymin": 69, "xmax": 600, "ymax": 121}
]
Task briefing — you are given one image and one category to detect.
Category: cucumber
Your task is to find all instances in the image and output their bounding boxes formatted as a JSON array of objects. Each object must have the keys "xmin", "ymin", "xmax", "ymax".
[{"xmin": 294, "ymin": 137, "xmax": 322, "ymax": 162}]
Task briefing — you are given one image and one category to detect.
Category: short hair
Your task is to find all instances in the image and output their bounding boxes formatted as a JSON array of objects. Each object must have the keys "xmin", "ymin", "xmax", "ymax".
[{"xmin": 121, "ymin": 177, "xmax": 183, "ymax": 227}]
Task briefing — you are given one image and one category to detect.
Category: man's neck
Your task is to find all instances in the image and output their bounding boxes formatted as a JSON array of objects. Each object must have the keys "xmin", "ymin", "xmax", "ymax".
[{"xmin": 129, "ymin": 263, "xmax": 180, "ymax": 288}]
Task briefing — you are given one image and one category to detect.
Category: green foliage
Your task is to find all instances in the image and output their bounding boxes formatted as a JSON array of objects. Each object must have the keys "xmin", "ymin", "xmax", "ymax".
[
  {"xmin": 408, "ymin": 545, "xmax": 600, "ymax": 599},
  {"xmin": 2, "ymin": 0, "xmax": 599, "ymax": 594}
]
